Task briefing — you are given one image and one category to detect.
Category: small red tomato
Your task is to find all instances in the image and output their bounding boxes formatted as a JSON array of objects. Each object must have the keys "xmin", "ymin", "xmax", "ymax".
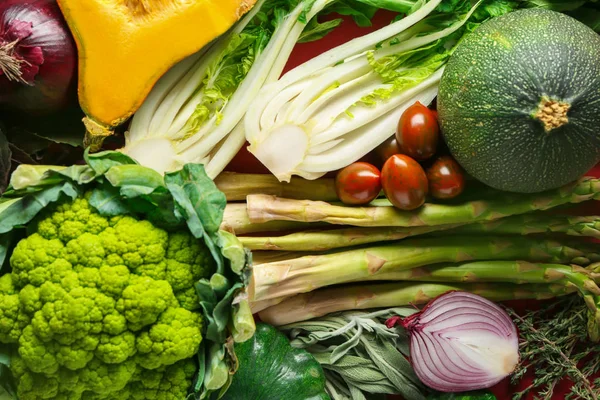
[
  {"xmin": 396, "ymin": 101, "xmax": 440, "ymax": 161},
  {"xmin": 335, "ymin": 162, "xmax": 382, "ymax": 205},
  {"xmin": 427, "ymin": 156, "xmax": 466, "ymax": 200},
  {"xmin": 381, "ymin": 154, "xmax": 428, "ymax": 210},
  {"xmin": 374, "ymin": 135, "xmax": 400, "ymax": 165}
]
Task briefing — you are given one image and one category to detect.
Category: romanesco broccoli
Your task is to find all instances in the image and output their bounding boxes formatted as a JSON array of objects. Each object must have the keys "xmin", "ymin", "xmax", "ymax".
[{"xmin": 0, "ymin": 195, "xmax": 215, "ymax": 399}]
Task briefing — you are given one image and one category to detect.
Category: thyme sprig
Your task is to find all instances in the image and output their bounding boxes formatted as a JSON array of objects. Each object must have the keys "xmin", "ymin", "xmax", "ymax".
[{"xmin": 508, "ymin": 295, "xmax": 600, "ymax": 400}]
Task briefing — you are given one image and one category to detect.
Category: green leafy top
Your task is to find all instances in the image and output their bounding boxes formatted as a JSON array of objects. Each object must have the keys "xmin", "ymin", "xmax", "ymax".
[
  {"xmin": 356, "ymin": 0, "xmax": 483, "ymax": 108},
  {"xmin": 0, "ymin": 150, "xmax": 254, "ymax": 399},
  {"xmin": 300, "ymin": 0, "xmax": 381, "ymax": 43},
  {"xmin": 184, "ymin": 0, "xmax": 434, "ymax": 132},
  {"xmin": 185, "ymin": 0, "xmax": 312, "ymax": 134},
  {"xmin": 354, "ymin": 0, "xmax": 600, "ymax": 109}
]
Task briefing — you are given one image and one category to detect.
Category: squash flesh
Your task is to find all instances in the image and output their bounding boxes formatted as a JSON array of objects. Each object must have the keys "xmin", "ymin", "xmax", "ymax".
[{"xmin": 57, "ymin": 0, "xmax": 256, "ymax": 127}]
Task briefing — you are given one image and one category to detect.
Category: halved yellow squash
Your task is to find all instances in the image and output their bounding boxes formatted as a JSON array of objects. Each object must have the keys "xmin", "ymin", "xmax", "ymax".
[{"xmin": 57, "ymin": 0, "xmax": 256, "ymax": 146}]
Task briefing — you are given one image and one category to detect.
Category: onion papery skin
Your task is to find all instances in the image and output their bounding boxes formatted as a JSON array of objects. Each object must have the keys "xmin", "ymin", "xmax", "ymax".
[
  {"xmin": 0, "ymin": 0, "xmax": 77, "ymax": 114},
  {"xmin": 388, "ymin": 291, "xmax": 519, "ymax": 392}
]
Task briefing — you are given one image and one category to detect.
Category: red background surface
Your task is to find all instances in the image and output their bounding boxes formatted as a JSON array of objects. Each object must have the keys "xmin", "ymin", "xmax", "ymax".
[{"xmin": 226, "ymin": 10, "xmax": 600, "ymax": 399}]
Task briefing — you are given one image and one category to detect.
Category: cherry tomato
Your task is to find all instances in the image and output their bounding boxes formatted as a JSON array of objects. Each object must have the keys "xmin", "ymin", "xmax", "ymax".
[
  {"xmin": 335, "ymin": 162, "xmax": 382, "ymax": 205},
  {"xmin": 381, "ymin": 154, "xmax": 428, "ymax": 210},
  {"xmin": 396, "ymin": 101, "xmax": 440, "ymax": 161},
  {"xmin": 374, "ymin": 135, "xmax": 400, "ymax": 165},
  {"xmin": 426, "ymin": 156, "xmax": 466, "ymax": 200}
]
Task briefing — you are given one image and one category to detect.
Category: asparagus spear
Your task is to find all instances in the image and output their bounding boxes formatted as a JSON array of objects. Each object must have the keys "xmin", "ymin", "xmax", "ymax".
[
  {"xmin": 214, "ymin": 172, "xmax": 338, "ymax": 202},
  {"xmin": 221, "ymin": 203, "xmax": 318, "ymax": 234},
  {"xmin": 240, "ymin": 225, "xmax": 456, "ymax": 251},
  {"xmin": 377, "ymin": 260, "xmax": 599, "ymax": 285},
  {"xmin": 250, "ymin": 235, "xmax": 600, "ymax": 301},
  {"xmin": 250, "ymin": 259, "xmax": 600, "ymax": 313},
  {"xmin": 240, "ymin": 214, "xmax": 600, "ymax": 251},
  {"xmin": 249, "ymin": 259, "xmax": 600, "ymax": 312},
  {"xmin": 251, "ymin": 250, "xmax": 315, "ymax": 265},
  {"xmin": 250, "ymin": 296, "xmax": 289, "ymax": 314},
  {"xmin": 449, "ymin": 214, "xmax": 600, "ymax": 238},
  {"xmin": 261, "ymin": 261, "xmax": 600, "ymax": 339},
  {"xmin": 246, "ymin": 177, "xmax": 600, "ymax": 227},
  {"xmin": 258, "ymin": 282, "xmax": 577, "ymax": 326}
]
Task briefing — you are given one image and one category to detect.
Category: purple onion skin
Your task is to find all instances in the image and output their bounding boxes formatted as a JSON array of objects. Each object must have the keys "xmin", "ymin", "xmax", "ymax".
[{"xmin": 0, "ymin": 0, "xmax": 77, "ymax": 115}]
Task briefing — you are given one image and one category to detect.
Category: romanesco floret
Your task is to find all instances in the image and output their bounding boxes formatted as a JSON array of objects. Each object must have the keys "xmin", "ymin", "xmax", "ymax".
[{"xmin": 0, "ymin": 195, "xmax": 216, "ymax": 399}]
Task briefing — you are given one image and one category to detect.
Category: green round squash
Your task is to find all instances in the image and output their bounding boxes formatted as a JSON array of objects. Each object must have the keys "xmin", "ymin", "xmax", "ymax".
[
  {"xmin": 438, "ymin": 9, "xmax": 600, "ymax": 193},
  {"xmin": 222, "ymin": 323, "xmax": 329, "ymax": 400}
]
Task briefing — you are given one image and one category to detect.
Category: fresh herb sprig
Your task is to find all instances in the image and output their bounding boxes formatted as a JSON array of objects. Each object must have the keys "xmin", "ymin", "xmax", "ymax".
[
  {"xmin": 280, "ymin": 308, "xmax": 427, "ymax": 400},
  {"xmin": 508, "ymin": 295, "xmax": 600, "ymax": 400}
]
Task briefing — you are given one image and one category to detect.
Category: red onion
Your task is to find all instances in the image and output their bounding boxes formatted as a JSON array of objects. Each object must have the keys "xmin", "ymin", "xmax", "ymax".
[
  {"xmin": 0, "ymin": 0, "xmax": 77, "ymax": 114},
  {"xmin": 386, "ymin": 291, "xmax": 519, "ymax": 392}
]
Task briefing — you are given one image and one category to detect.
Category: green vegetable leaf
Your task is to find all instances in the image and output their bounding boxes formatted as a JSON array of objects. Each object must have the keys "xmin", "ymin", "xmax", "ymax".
[
  {"xmin": 221, "ymin": 323, "xmax": 330, "ymax": 400},
  {"xmin": 323, "ymin": 0, "xmax": 379, "ymax": 27},
  {"xmin": 165, "ymin": 164, "xmax": 226, "ymax": 275},
  {"xmin": 434, "ymin": 0, "xmax": 470, "ymax": 13},
  {"xmin": 0, "ymin": 129, "xmax": 11, "ymax": 195},
  {"xmin": 165, "ymin": 164, "xmax": 225, "ymax": 236},
  {"xmin": 0, "ymin": 183, "xmax": 80, "ymax": 235},
  {"xmin": 195, "ymin": 280, "xmax": 219, "ymax": 336},
  {"xmin": 230, "ymin": 299, "xmax": 256, "ymax": 343},
  {"xmin": 522, "ymin": 0, "xmax": 590, "ymax": 11},
  {"xmin": 6, "ymin": 164, "xmax": 99, "ymax": 194},
  {"xmin": 474, "ymin": 0, "xmax": 519, "ymax": 20},
  {"xmin": 194, "ymin": 278, "xmax": 245, "ymax": 398},
  {"xmin": 217, "ymin": 231, "xmax": 249, "ymax": 277},
  {"xmin": 299, "ymin": 0, "xmax": 318, "ymax": 23},
  {"xmin": 84, "ymin": 150, "xmax": 138, "ymax": 175},
  {"xmin": 88, "ymin": 183, "xmax": 132, "ymax": 216},
  {"xmin": 348, "ymin": 0, "xmax": 416, "ymax": 13},
  {"xmin": 105, "ymin": 164, "xmax": 166, "ymax": 197},
  {"xmin": 0, "ymin": 345, "xmax": 16, "ymax": 400},
  {"xmin": 187, "ymin": 31, "xmax": 263, "ymax": 132},
  {"xmin": 184, "ymin": 0, "xmax": 304, "ymax": 134},
  {"xmin": 0, "ymin": 386, "xmax": 14, "ymax": 400},
  {"xmin": 299, "ymin": 17, "xmax": 343, "ymax": 42},
  {"xmin": 8, "ymin": 165, "xmax": 69, "ymax": 190},
  {"xmin": 358, "ymin": 0, "xmax": 482, "ymax": 108},
  {"xmin": 361, "ymin": 39, "xmax": 450, "ymax": 106}
]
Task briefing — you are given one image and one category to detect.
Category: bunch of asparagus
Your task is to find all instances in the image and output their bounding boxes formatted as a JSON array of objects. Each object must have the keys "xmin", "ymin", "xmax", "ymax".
[{"xmin": 219, "ymin": 174, "xmax": 600, "ymax": 339}]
